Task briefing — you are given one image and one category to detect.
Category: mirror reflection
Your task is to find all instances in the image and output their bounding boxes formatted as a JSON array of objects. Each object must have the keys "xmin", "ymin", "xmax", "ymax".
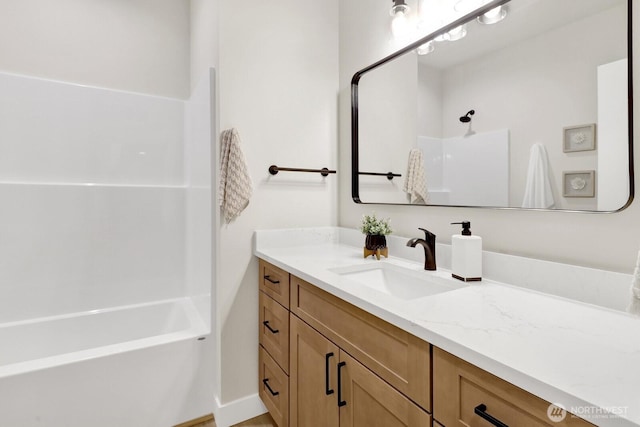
[{"xmin": 353, "ymin": 0, "xmax": 632, "ymax": 211}]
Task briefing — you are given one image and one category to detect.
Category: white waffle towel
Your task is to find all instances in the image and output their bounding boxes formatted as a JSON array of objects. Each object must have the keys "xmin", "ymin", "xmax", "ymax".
[
  {"xmin": 219, "ymin": 128, "xmax": 253, "ymax": 223},
  {"xmin": 521, "ymin": 143, "xmax": 555, "ymax": 208},
  {"xmin": 403, "ymin": 148, "xmax": 428, "ymax": 204},
  {"xmin": 627, "ymin": 249, "xmax": 640, "ymax": 315}
]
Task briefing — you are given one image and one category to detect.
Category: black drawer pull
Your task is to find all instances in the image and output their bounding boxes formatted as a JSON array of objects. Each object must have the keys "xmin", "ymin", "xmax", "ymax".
[
  {"xmin": 263, "ymin": 378, "xmax": 279, "ymax": 396},
  {"xmin": 264, "ymin": 275, "xmax": 280, "ymax": 284},
  {"xmin": 325, "ymin": 352, "xmax": 335, "ymax": 395},
  {"xmin": 474, "ymin": 404, "xmax": 508, "ymax": 427},
  {"xmin": 263, "ymin": 320, "xmax": 279, "ymax": 334},
  {"xmin": 337, "ymin": 361, "xmax": 347, "ymax": 407}
]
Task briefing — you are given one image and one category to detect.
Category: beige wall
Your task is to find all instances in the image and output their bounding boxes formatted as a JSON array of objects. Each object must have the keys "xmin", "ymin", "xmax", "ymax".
[
  {"xmin": 0, "ymin": 0, "xmax": 190, "ymax": 99},
  {"xmin": 339, "ymin": 1, "xmax": 640, "ymax": 273},
  {"xmin": 217, "ymin": 0, "xmax": 339, "ymax": 403}
]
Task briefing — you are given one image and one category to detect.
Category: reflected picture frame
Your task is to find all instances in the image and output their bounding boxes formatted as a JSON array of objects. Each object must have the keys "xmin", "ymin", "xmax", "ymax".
[
  {"xmin": 563, "ymin": 170, "xmax": 595, "ymax": 198},
  {"xmin": 563, "ymin": 124, "xmax": 596, "ymax": 152}
]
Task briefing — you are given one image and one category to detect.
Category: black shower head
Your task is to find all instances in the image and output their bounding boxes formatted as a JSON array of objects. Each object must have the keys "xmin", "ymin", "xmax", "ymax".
[{"xmin": 459, "ymin": 110, "xmax": 475, "ymax": 123}]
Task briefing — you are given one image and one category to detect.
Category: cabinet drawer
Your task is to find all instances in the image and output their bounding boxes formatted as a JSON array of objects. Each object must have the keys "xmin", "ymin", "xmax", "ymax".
[
  {"xmin": 259, "ymin": 259, "xmax": 290, "ymax": 308},
  {"xmin": 259, "ymin": 291, "xmax": 290, "ymax": 373},
  {"xmin": 259, "ymin": 346, "xmax": 289, "ymax": 427},
  {"xmin": 291, "ymin": 276, "xmax": 430, "ymax": 411},
  {"xmin": 433, "ymin": 347, "xmax": 594, "ymax": 426}
]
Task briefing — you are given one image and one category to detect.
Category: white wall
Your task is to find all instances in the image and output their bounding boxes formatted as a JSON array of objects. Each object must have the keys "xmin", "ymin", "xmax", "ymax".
[
  {"xmin": 190, "ymin": 0, "xmax": 219, "ymax": 92},
  {"xmin": 217, "ymin": 0, "xmax": 338, "ymax": 412},
  {"xmin": 417, "ymin": 64, "xmax": 443, "ymax": 138},
  {"xmin": 439, "ymin": 4, "xmax": 626, "ymax": 210},
  {"xmin": 339, "ymin": 0, "xmax": 640, "ymax": 273},
  {"xmin": 358, "ymin": 52, "xmax": 417, "ymax": 203},
  {"xmin": 0, "ymin": 0, "xmax": 190, "ymax": 99}
]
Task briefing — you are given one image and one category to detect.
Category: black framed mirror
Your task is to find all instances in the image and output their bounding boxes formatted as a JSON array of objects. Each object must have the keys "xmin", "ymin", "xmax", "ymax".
[{"xmin": 351, "ymin": 0, "xmax": 633, "ymax": 212}]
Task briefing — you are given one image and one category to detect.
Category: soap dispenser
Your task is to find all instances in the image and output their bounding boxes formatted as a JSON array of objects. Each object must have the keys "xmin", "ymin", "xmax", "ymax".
[{"xmin": 450, "ymin": 221, "xmax": 482, "ymax": 282}]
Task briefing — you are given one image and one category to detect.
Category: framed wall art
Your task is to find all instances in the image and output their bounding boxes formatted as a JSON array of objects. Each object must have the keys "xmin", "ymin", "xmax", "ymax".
[
  {"xmin": 563, "ymin": 170, "xmax": 595, "ymax": 197},
  {"xmin": 563, "ymin": 124, "xmax": 596, "ymax": 152}
]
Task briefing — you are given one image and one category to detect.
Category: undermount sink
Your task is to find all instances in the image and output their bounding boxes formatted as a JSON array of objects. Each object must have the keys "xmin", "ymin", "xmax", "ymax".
[{"xmin": 330, "ymin": 262, "xmax": 466, "ymax": 300}]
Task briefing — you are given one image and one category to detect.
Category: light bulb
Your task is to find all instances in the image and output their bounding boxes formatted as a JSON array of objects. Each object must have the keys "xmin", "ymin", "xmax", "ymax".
[
  {"xmin": 434, "ymin": 33, "xmax": 447, "ymax": 42},
  {"xmin": 446, "ymin": 24, "xmax": 467, "ymax": 41},
  {"xmin": 390, "ymin": 1, "xmax": 409, "ymax": 16},
  {"xmin": 391, "ymin": 10, "xmax": 411, "ymax": 40},
  {"xmin": 417, "ymin": 41, "xmax": 435, "ymax": 55},
  {"xmin": 477, "ymin": 5, "xmax": 507, "ymax": 24}
]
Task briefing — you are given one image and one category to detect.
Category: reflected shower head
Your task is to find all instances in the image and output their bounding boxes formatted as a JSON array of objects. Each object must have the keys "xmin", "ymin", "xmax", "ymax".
[{"xmin": 459, "ymin": 110, "xmax": 475, "ymax": 123}]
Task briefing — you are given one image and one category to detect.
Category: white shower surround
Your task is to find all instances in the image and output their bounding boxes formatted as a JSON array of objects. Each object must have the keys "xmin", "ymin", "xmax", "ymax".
[
  {"xmin": 417, "ymin": 129, "xmax": 510, "ymax": 206},
  {"xmin": 0, "ymin": 70, "xmax": 213, "ymax": 426}
]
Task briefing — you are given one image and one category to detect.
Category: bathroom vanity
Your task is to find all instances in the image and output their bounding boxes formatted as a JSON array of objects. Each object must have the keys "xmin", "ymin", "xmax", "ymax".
[{"xmin": 255, "ymin": 228, "xmax": 640, "ymax": 427}]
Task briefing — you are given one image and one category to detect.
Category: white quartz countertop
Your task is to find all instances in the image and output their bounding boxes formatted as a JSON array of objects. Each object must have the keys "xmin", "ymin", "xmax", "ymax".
[{"xmin": 255, "ymin": 228, "xmax": 640, "ymax": 427}]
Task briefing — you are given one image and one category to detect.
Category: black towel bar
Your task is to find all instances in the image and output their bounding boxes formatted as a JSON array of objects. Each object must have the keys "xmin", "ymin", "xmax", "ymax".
[
  {"xmin": 359, "ymin": 171, "xmax": 401, "ymax": 180},
  {"xmin": 268, "ymin": 165, "xmax": 336, "ymax": 177}
]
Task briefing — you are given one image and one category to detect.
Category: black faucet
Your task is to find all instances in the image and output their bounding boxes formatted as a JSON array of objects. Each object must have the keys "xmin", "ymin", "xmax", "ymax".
[{"xmin": 406, "ymin": 228, "xmax": 436, "ymax": 271}]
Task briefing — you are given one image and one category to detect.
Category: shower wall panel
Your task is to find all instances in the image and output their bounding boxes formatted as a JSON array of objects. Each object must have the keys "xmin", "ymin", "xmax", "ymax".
[
  {"xmin": 0, "ymin": 72, "xmax": 188, "ymax": 323},
  {"xmin": 0, "ymin": 71, "xmax": 184, "ymax": 185}
]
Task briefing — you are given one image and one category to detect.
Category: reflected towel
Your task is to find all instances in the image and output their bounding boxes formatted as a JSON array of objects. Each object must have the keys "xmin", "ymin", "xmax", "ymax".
[
  {"xmin": 628, "ymin": 250, "xmax": 640, "ymax": 315},
  {"xmin": 403, "ymin": 148, "xmax": 428, "ymax": 204},
  {"xmin": 521, "ymin": 143, "xmax": 555, "ymax": 208},
  {"xmin": 219, "ymin": 128, "xmax": 253, "ymax": 223}
]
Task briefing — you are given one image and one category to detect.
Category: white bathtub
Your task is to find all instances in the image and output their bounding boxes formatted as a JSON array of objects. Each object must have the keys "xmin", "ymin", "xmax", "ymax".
[
  {"xmin": 0, "ymin": 298, "xmax": 213, "ymax": 427},
  {"xmin": 0, "ymin": 298, "xmax": 207, "ymax": 377}
]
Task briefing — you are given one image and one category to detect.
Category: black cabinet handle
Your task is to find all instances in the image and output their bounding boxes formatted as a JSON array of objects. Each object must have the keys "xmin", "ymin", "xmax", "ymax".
[
  {"xmin": 325, "ymin": 352, "xmax": 335, "ymax": 395},
  {"xmin": 263, "ymin": 320, "xmax": 279, "ymax": 334},
  {"xmin": 264, "ymin": 275, "xmax": 280, "ymax": 284},
  {"xmin": 263, "ymin": 378, "xmax": 279, "ymax": 396},
  {"xmin": 474, "ymin": 404, "xmax": 508, "ymax": 427},
  {"xmin": 337, "ymin": 361, "xmax": 347, "ymax": 407}
]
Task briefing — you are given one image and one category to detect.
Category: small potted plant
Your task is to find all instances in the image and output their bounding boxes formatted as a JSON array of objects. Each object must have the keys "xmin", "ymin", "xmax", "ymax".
[{"xmin": 360, "ymin": 213, "xmax": 392, "ymax": 259}]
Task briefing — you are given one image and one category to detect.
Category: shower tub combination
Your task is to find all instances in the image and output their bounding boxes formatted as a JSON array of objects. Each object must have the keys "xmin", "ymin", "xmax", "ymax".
[
  {"xmin": 0, "ymin": 70, "xmax": 214, "ymax": 426},
  {"xmin": 0, "ymin": 298, "xmax": 209, "ymax": 427}
]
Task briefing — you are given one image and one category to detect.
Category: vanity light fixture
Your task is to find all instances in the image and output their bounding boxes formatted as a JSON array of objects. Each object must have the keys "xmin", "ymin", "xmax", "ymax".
[
  {"xmin": 391, "ymin": 0, "xmax": 505, "ymax": 48},
  {"xmin": 390, "ymin": 0, "xmax": 411, "ymax": 40}
]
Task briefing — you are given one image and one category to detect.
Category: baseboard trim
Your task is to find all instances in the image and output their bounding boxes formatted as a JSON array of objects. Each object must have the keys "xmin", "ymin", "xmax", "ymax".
[{"xmin": 213, "ymin": 393, "xmax": 267, "ymax": 427}]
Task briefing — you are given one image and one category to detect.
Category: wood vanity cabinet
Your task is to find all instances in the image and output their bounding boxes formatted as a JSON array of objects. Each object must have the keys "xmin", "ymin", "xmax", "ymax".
[
  {"xmin": 432, "ymin": 347, "xmax": 594, "ymax": 426},
  {"xmin": 290, "ymin": 275, "xmax": 431, "ymax": 411},
  {"xmin": 259, "ymin": 258, "xmax": 594, "ymax": 427},
  {"xmin": 290, "ymin": 315, "xmax": 431, "ymax": 427},
  {"xmin": 258, "ymin": 260, "xmax": 291, "ymax": 427},
  {"xmin": 258, "ymin": 259, "xmax": 431, "ymax": 427}
]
